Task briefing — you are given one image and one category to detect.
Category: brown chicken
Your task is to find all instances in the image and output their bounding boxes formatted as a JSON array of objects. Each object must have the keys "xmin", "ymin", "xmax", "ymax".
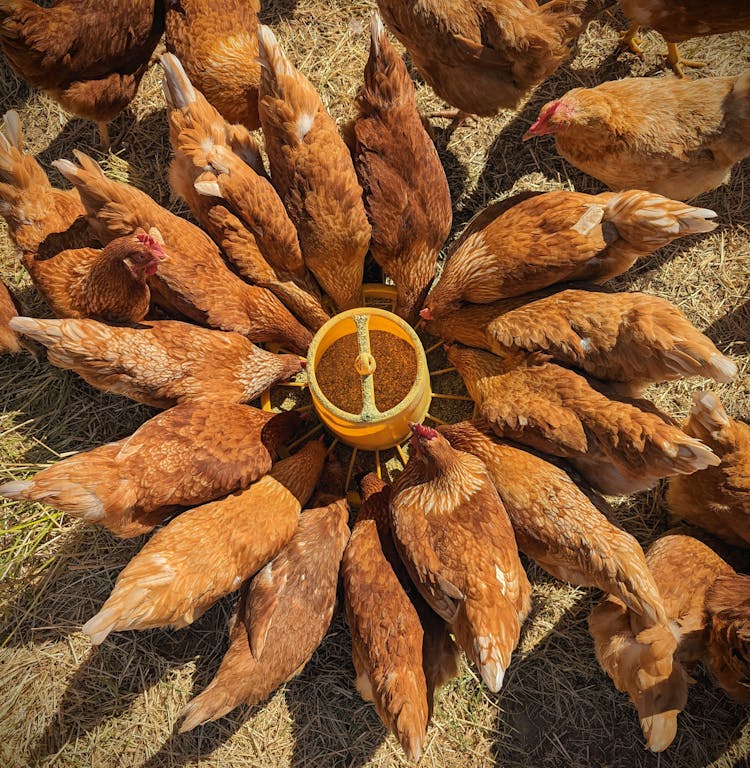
[
  {"xmin": 165, "ymin": 0, "xmax": 261, "ymax": 129},
  {"xmin": 178, "ymin": 498, "xmax": 351, "ymax": 732},
  {"xmin": 439, "ymin": 422, "xmax": 671, "ymax": 626},
  {"xmin": 25, "ymin": 231, "xmax": 165, "ymax": 323},
  {"xmin": 376, "ymin": 0, "xmax": 611, "ymax": 118},
  {"xmin": 52, "ymin": 151, "xmax": 312, "ymax": 353},
  {"xmin": 0, "ymin": 0, "xmax": 165, "ymax": 145},
  {"xmin": 390, "ymin": 423, "xmax": 531, "ymax": 692},
  {"xmin": 342, "ymin": 473, "xmax": 459, "ymax": 761},
  {"xmin": 0, "ymin": 404, "xmax": 302, "ymax": 537},
  {"xmin": 420, "ymin": 190, "xmax": 717, "ymax": 319},
  {"xmin": 8, "ymin": 317, "xmax": 304, "ymax": 409},
  {"xmin": 446, "ymin": 343, "xmax": 718, "ymax": 495},
  {"xmin": 82, "ymin": 439, "xmax": 327, "ymax": 645},
  {"xmin": 257, "ymin": 25, "xmax": 371, "ymax": 312},
  {"xmin": 346, "ymin": 14, "xmax": 451, "ymax": 324},
  {"xmin": 0, "ymin": 110, "xmax": 95, "ymax": 267},
  {"xmin": 619, "ymin": 0, "xmax": 750, "ymax": 76},
  {"xmin": 161, "ymin": 54, "xmax": 329, "ymax": 330},
  {"xmin": 0, "ymin": 279, "xmax": 22, "ymax": 353},
  {"xmin": 589, "ymin": 534, "xmax": 750, "ymax": 751},
  {"xmin": 666, "ymin": 391, "xmax": 750, "ymax": 548},
  {"xmin": 426, "ymin": 287, "xmax": 737, "ymax": 394},
  {"xmin": 523, "ymin": 72, "xmax": 750, "ymax": 201}
]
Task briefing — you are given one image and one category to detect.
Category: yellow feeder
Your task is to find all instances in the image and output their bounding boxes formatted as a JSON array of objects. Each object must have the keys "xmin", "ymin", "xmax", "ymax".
[{"xmin": 306, "ymin": 306, "xmax": 431, "ymax": 451}]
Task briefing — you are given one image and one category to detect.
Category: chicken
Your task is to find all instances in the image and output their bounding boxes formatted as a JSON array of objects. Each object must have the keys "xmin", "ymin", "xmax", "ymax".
[
  {"xmin": 589, "ymin": 534, "xmax": 749, "ymax": 751},
  {"xmin": 8, "ymin": 317, "xmax": 305, "ymax": 409},
  {"xmin": 256, "ymin": 25, "xmax": 371, "ymax": 312},
  {"xmin": 342, "ymin": 473, "xmax": 459, "ymax": 761},
  {"xmin": 51, "ymin": 151, "xmax": 312, "ymax": 353},
  {"xmin": 25, "ymin": 231, "xmax": 165, "ymax": 323},
  {"xmin": 446, "ymin": 343, "xmax": 719, "ymax": 495},
  {"xmin": 164, "ymin": 0, "xmax": 261, "ymax": 129},
  {"xmin": 0, "ymin": 110, "xmax": 93, "ymax": 263},
  {"xmin": 345, "ymin": 14, "xmax": 451, "ymax": 324},
  {"xmin": 0, "ymin": 279, "xmax": 22, "ymax": 353},
  {"xmin": 178, "ymin": 498, "xmax": 351, "ymax": 732},
  {"xmin": 619, "ymin": 0, "xmax": 750, "ymax": 76},
  {"xmin": 390, "ymin": 422, "xmax": 531, "ymax": 692},
  {"xmin": 82, "ymin": 439, "xmax": 327, "ymax": 645},
  {"xmin": 426, "ymin": 287, "xmax": 737, "ymax": 394},
  {"xmin": 666, "ymin": 391, "xmax": 750, "ymax": 548},
  {"xmin": 438, "ymin": 422, "xmax": 672, "ymax": 626},
  {"xmin": 161, "ymin": 54, "xmax": 329, "ymax": 330},
  {"xmin": 376, "ymin": 0, "xmax": 612, "ymax": 118},
  {"xmin": 420, "ymin": 190, "xmax": 717, "ymax": 319},
  {"xmin": 0, "ymin": 0, "xmax": 165, "ymax": 145},
  {"xmin": 0, "ymin": 404, "xmax": 302, "ymax": 537},
  {"xmin": 704, "ymin": 571, "xmax": 750, "ymax": 704},
  {"xmin": 523, "ymin": 71, "xmax": 750, "ymax": 201}
]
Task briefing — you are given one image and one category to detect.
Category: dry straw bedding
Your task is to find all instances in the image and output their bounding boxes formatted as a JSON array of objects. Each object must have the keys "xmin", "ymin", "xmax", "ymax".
[{"xmin": 0, "ymin": 1, "xmax": 749, "ymax": 767}]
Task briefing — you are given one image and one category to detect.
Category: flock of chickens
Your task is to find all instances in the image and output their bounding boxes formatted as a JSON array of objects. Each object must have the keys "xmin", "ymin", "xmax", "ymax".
[{"xmin": 0, "ymin": 0, "xmax": 748, "ymax": 763}]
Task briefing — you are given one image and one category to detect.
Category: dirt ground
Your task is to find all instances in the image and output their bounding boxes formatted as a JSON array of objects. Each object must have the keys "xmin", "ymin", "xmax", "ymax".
[{"xmin": 0, "ymin": 1, "xmax": 748, "ymax": 767}]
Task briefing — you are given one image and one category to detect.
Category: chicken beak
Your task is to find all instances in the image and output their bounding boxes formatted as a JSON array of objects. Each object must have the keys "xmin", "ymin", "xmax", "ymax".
[{"xmin": 521, "ymin": 128, "xmax": 535, "ymax": 141}]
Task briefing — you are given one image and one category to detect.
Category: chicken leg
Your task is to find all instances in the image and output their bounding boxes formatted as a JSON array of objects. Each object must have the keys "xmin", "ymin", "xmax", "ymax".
[
  {"xmin": 620, "ymin": 24, "xmax": 644, "ymax": 59},
  {"xmin": 665, "ymin": 42, "xmax": 706, "ymax": 78}
]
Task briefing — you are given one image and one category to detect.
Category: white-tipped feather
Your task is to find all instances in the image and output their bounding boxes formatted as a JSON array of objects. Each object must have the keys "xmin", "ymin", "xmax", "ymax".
[
  {"xmin": 160, "ymin": 53, "xmax": 196, "ymax": 110},
  {"xmin": 256, "ymin": 25, "xmax": 294, "ymax": 76},
  {"xmin": 690, "ymin": 390, "xmax": 732, "ymax": 434},
  {"xmin": 370, "ymin": 12, "xmax": 385, "ymax": 56},
  {"xmin": 82, "ymin": 608, "xmax": 119, "ymax": 645},
  {"xmin": 50, "ymin": 158, "xmax": 81, "ymax": 180},
  {"xmin": 3, "ymin": 110, "xmax": 22, "ymax": 150},
  {"xmin": 0, "ymin": 480, "xmax": 33, "ymax": 499},
  {"xmin": 9, "ymin": 316, "xmax": 63, "ymax": 344},
  {"xmin": 709, "ymin": 353, "xmax": 738, "ymax": 382},
  {"xmin": 194, "ymin": 179, "xmax": 223, "ymax": 198}
]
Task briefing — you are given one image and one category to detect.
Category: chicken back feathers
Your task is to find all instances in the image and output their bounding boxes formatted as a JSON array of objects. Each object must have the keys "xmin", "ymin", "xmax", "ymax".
[
  {"xmin": 178, "ymin": 499, "xmax": 351, "ymax": 731},
  {"xmin": 161, "ymin": 54, "xmax": 329, "ymax": 331},
  {"xmin": 165, "ymin": 0, "xmax": 261, "ymax": 129},
  {"xmin": 439, "ymin": 422, "xmax": 669, "ymax": 627},
  {"xmin": 0, "ymin": 110, "xmax": 91, "ymax": 259},
  {"xmin": 446, "ymin": 343, "xmax": 718, "ymax": 495},
  {"xmin": 9, "ymin": 316, "xmax": 304, "ymax": 408},
  {"xmin": 391, "ymin": 424, "xmax": 531, "ymax": 692},
  {"xmin": 348, "ymin": 14, "xmax": 451, "ymax": 324},
  {"xmin": 666, "ymin": 391, "xmax": 750, "ymax": 548},
  {"xmin": 0, "ymin": 404, "xmax": 302, "ymax": 537},
  {"xmin": 376, "ymin": 0, "xmax": 611, "ymax": 115},
  {"xmin": 257, "ymin": 25, "xmax": 371, "ymax": 312},
  {"xmin": 526, "ymin": 71, "xmax": 750, "ymax": 200},
  {"xmin": 0, "ymin": 0, "xmax": 165, "ymax": 128},
  {"xmin": 421, "ymin": 189, "xmax": 717, "ymax": 318},
  {"xmin": 342, "ymin": 475, "xmax": 430, "ymax": 762},
  {"xmin": 52, "ymin": 151, "xmax": 312, "ymax": 353},
  {"xmin": 82, "ymin": 440, "xmax": 327, "ymax": 645},
  {"xmin": 589, "ymin": 533, "xmax": 740, "ymax": 751},
  {"xmin": 428, "ymin": 287, "xmax": 736, "ymax": 392}
]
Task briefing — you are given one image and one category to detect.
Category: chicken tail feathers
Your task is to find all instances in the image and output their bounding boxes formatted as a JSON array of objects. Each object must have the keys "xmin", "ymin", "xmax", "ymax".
[
  {"xmin": 8, "ymin": 316, "xmax": 63, "ymax": 346},
  {"xmin": 0, "ymin": 110, "xmax": 52, "ymax": 214},
  {"xmin": 590, "ymin": 599, "xmax": 685, "ymax": 752},
  {"xmin": 453, "ymin": 598, "xmax": 519, "ymax": 693},
  {"xmin": 161, "ymin": 53, "xmax": 196, "ymax": 110},
  {"xmin": 686, "ymin": 390, "xmax": 733, "ymax": 443},
  {"xmin": 178, "ymin": 681, "xmax": 237, "ymax": 733},
  {"xmin": 604, "ymin": 190, "xmax": 717, "ymax": 251},
  {"xmin": 81, "ymin": 604, "xmax": 121, "ymax": 646},
  {"xmin": 358, "ymin": 13, "xmax": 414, "ymax": 112}
]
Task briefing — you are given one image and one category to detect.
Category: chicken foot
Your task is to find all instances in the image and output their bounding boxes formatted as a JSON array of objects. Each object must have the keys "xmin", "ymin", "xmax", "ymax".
[
  {"xmin": 619, "ymin": 25, "xmax": 644, "ymax": 59},
  {"xmin": 665, "ymin": 42, "xmax": 706, "ymax": 78},
  {"xmin": 424, "ymin": 108, "xmax": 477, "ymax": 130}
]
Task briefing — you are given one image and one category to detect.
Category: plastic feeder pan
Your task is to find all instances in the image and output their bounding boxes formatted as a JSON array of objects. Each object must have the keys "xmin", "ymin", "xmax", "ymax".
[{"xmin": 306, "ymin": 307, "xmax": 432, "ymax": 451}]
